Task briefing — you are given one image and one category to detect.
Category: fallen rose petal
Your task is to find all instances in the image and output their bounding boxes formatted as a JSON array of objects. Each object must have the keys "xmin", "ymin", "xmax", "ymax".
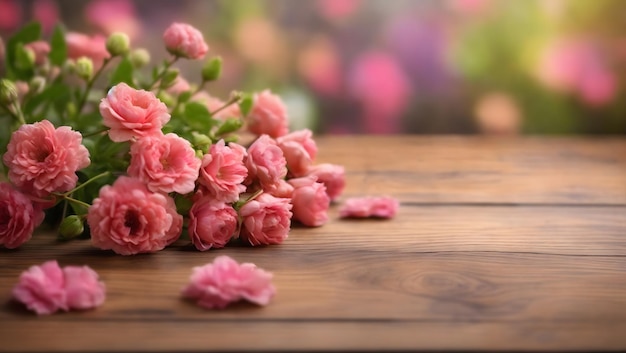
[{"xmin": 339, "ymin": 196, "xmax": 399, "ymax": 219}]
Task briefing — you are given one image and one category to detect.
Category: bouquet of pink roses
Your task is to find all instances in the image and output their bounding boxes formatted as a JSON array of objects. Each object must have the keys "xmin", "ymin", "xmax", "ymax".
[{"xmin": 0, "ymin": 21, "xmax": 349, "ymax": 255}]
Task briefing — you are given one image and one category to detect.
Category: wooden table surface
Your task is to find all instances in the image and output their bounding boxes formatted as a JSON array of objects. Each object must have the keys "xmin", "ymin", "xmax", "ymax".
[{"xmin": 1, "ymin": 136, "xmax": 626, "ymax": 352}]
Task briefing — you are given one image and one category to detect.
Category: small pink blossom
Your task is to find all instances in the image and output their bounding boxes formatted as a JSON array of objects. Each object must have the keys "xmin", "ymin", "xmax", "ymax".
[
  {"xmin": 277, "ymin": 129, "xmax": 317, "ymax": 177},
  {"xmin": 244, "ymin": 135, "xmax": 287, "ymax": 194},
  {"xmin": 188, "ymin": 198, "xmax": 238, "ymax": 251},
  {"xmin": 182, "ymin": 256, "xmax": 275, "ymax": 309},
  {"xmin": 3, "ymin": 120, "xmax": 90, "ymax": 198},
  {"xmin": 128, "ymin": 133, "xmax": 201, "ymax": 194},
  {"xmin": 12, "ymin": 261, "xmax": 106, "ymax": 315},
  {"xmin": 198, "ymin": 140, "xmax": 247, "ymax": 203},
  {"xmin": 166, "ymin": 76, "xmax": 191, "ymax": 95},
  {"xmin": 87, "ymin": 176, "xmax": 183, "ymax": 255},
  {"xmin": 247, "ymin": 90, "xmax": 289, "ymax": 138},
  {"xmin": 306, "ymin": 163, "xmax": 346, "ymax": 201},
  {"xmin": 163, "ymin": 22, "xmax": 209, "ymax": 60},
  {"xmin": 339, "ymin": 196, "xmax": 399, "ymax": 219},
  {"xmin": 0, "ymin": 183, "xmax": 44, "ymax": 249},
  {"xmin": 99, "ymin": 83, "xmax": 170, "ymax": 142},
  {"xmin": 289, "ymin": 177, "xmax": 330, "ymax": 227},
  {"xmin": 24, "ymin": 40, "xmax": 51, "ymax": 65},
  {"xmin": 66, "ymin": 32, "xmax": 110, "ymax": 69},
  {"xmin": 239, "ymin": 193, "xmax": 292, "ymax": 246}
]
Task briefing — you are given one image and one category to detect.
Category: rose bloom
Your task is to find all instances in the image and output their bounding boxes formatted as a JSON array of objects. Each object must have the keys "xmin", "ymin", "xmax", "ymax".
[
  {"xmin": 289, "ymin": 177, "xmax": 330, "ymax": 227},
  {"xmin": 24, "ymin": 40, "xmax": 51, "ymax": 65},
  {"xmin": 0, "ymin": 183, "xmax": 44, "ymax": 249},
  {"xmin": 163, "ymin": 22, "xmax": 209, "ymax": 60},
  {"xmin": 128, "ymin": 133, "xmax": 201, "ymax": 194},
  {"xmin": 66, "ymin": 32, "xmax": 110, "ymax": 68},
  {"xmin": 339, "ymin": 196, "xmax": 399, "ymax": 219},
  {"xmin": 182, "ymin": 255, "xmax": 276, "ymax": 309},
  {"xmin": 244, "ymin": 135, "xmax": 287, "ymax": 193},
  {"xmin": 12, "ymin": 261, "xmax": 67, "ymax": 315},
  {"xmin": 239, "ymin": 193, "xmax": 292, "ymax": 246},
  {"xmin": 198, "ymin": 140, "xmax": 247, "ymax": 203},
  {"xmin": 306, "ymin": 163, "xmax": 346, "ymax": 201},
  {"xmin": 63, "ymin": 265, "xmax": 106, "ymax": 310},
  {"xmin": 87, "ymin": 176, "xmax": 183, "ymax": 255},
  {"xmin": 277, "ymin": 129, "xmax": 317, "ymax": 177},
  {"xmin": 99, "ymin": 82, "xmax": 170, "ymax": 142},
  {"xmin": 247, "ymin": 90, "xmax": 289, "ymax": 138},
  {"xmin": 188, "ymin": 197, "xmax": 238, "ymax": 251},
  {"xmin": 3, "ymin": 120, "xmax": 90, "ymax": 198}
]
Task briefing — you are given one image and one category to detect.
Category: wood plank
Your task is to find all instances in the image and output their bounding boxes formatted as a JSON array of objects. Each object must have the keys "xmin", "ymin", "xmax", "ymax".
[{"xmin": 315, "ymin": 136, "xmax": 626, "ymax": 204}]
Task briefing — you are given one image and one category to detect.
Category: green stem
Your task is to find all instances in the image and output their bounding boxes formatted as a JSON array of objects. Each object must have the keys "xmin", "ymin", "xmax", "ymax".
[
  {"xmin": 64, "ymin": 171, "xmax": 111, "ymax": 196},
  {"xmin": 12, "ymin": 101, "xmax": 26, "ymax": 125},
  {"xmin": 210, "ymin": 94, "xmax": 242, "ymax": 117},
  {"xmin": 82, "ymin": 128, "xmax": 109, "ymax": 138},
  {"xmin": 74, "ymin": 57, "xmax": 112, "ymax": 119},
  {"xmin": 62, "ymin": 195, "xmax": 92, "ymax": 210},
  {"xmin": 0, "ymin": 103, "xmax": 20, "ymax": 122},
  {"xmin": 149, "ymin": 57, "xmax": 178, "ymax": 94}
]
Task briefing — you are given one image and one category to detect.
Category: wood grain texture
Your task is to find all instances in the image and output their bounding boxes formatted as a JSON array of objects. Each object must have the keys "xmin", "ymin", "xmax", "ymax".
[{"xmin": 1, "ymin": 136, "xmax": 626, "ymax": 352}]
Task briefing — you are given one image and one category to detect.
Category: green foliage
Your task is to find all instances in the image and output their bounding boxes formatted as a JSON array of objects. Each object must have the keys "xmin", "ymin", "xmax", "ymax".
[
  {"xmin": 49, "ymin": 25, "xmax": 67, "ymax": 66},
  {"xmin": 5, "ymin": 22, "xmax": 41, "ymax": 79},
  {"xmin": 109, "ymin": 57, "xmax": 135, "ymax": 86}
]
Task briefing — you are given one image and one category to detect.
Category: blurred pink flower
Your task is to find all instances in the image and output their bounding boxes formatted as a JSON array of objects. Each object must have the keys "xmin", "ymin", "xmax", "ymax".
[
  {"xmin": 88, "ymin": 176, "xmax": 183, "ymax": 255},
  {"xmin": 163, "ymin": 22, "xmax": 209, "ymax": 60},
  {"xmin": 297, "ymin": 36, "xmax": 342, "ymax": 95},
  {"xmin": 0, "ymin": 182, "xmax": 45, "ymax": 249},
  {"xmin": 99, "ymin": 83, "xmax": 170, "ymax": 142},
  {"xmin": 32, "ymin": 0, "xmax": 59, "ymax": 34},
  {"xmin": 0, "ymin": 0, "xmax": 22, "ymax": 31},
  {"xmin": 276, "ymin": 129, "xmax": 317, "ymax": 177},
  {"xmin": 473, "ymin": 92, "xmax": 521, "ymax": 135},
  {"xmin": 339, "ymin": 196, "xmax": 399, "ymax": 219},
  {"xmin": 12, "ymin": 261, "xmax": 67, "ymax": 315},
  {"xmin": 62, "ymin": 265, "xmax": 106, "ymax": 311},
  {"xmin": 182, "ymin": 256, "xmax": 276, "ymax": 309},
  {"xmin": 247, "ymin": 90, "xmax": 289, "ymax": 138},
  {"xmin": 3, "ymin": 120, "xmax": 90, "ymax": 198},
  {"xmin": 317, "ymin": 0, "xmax": 361, "ymax": 20},
  {"xmin": 579, "ymin": 68, "xmax": 616, "ymax": 107},
  {"xmin": 194, "ymin": 92, "xmax": 241, "ymax": 120},
  {"xmin": 305, "ymin": 163, "xmax": 346, "ymax": 202},
  {"xmin": 239, "ymin": 193, "xmax": 292, "ymax": 246},
  {"xmin": 166, "ymin": 77, "xmax": 191, "ymax": 96},
  {"xmin": 244, "ymin": 135, "xmax": 288, "ymax": 194},
  {"xmin": 128, "ymin": 133, "xmax": 201, "ymax": 194},
  {"xmin": 188, "ymin": 198, "xmax": 238, "ymax": 251},
  {"xmin": 85, "ymin": 0, "xmax": 140, "ymax": 39},
  {"xmin": 288, "ymin": 176, "xmax": 330, "ymax": 227},
  {"xmin": 447, "ymin": 0, "xmax": 492, "ymax": 15},
  {"xmin": 66, "ymin": 32, "xmax": 110, "ymax": 69},
  {"xmin": 198, "ymin": 140, "xmax": 247, "ymax": 203},
  {"xmin": 24, "ymin": 40, "xmax": 51, "ymax": 65}
]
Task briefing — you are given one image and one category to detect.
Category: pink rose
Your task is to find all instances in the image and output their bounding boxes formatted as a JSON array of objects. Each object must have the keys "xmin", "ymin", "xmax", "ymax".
[
  {"xmin": 239, "ymin": 193, "xmax": 292, "ymax": 246},
  {"xmin": 163, "ymin": 22, "xmax": 209, "ymax": 60},
  {"xmin": 188, "ymin": 197, "xmax": 238, "ymax": 251},
  {"xmin": 3, "ymin": 120, "xmax": 90, "ymax": 198},
  {"xmin": 306, "ymin": 163, "xmax": 346, "ymax": 201},
  {"xmin": 24, "ymin": 40, "xmax": 51, "ymax": 65},
  {"xmin": 12, "ymin": 261, "xmax": 106, "ymax": 315},
  {"xmin": 128, "ymin": 133, "xmax": 201, "ymax": 194},
  {"xmin": 244, "ymin": 135, "xmax": 287, "ymax": 194},
  {"xmin": 339, "ymin": 196, "xmax": 399, "ymax": 219},
  {"xmin": 181, "ymin": 255, "xmax": 275, "ymax": 309},
  {"xmin": 87, "ymin": 176, "xmax": 183, "ymax": 255},
  {"xmin": 0, "ymin": 183, "xmax": 44, "ymax": 249},
  {"xmin": 288, "ymin": 177, "xmax": 330, "ymax": 227},
  {"xmin": 247, "ymin": 90, "xmax": 289, "ymax": 138},
  {"xmin": 99, "ymin": 83, "xmax": 170, "ymax": 142},
  {"xmin": 277, "ymin": 129, "xmax": 317, "ymax": 177},
  {"xmin": 66, "ymin": 32, "xmax": 110, "ymax": 68},
  {"xmin": 198, "ymin": 140, "xmax": 247, "ymax": 203}
]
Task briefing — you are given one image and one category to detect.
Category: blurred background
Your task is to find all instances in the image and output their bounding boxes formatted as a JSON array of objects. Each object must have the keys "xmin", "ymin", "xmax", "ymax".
[{"xmin": 1, "ymin": 0, "xmax": 626, "ymax": 135}]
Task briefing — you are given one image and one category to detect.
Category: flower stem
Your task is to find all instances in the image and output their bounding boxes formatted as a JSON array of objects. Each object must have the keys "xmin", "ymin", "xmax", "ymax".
[
  {"xmin": 64, "ymin": 171, "xmax": 111, "ymax": 196},
  {"xmin": 0, "ymin": 103, "xmax": 20, "ymax": 123},
  {"xmin": 149, "ymin": 56, "xmax": 178, "ymax": 94},
  {"xmin": 210, "ymin": 93, "xmax": 242, "ymax": 117},
  {"xmin": 74, "ymin": 57, "xmax": 112, "ymax": 119},
  {"xmin": 61, "ymin": 195, "xmax": 92, "ymax": 210},
  {"xmin": 82, "ymin": 128, "xmax": 109, "ymax": 138}
]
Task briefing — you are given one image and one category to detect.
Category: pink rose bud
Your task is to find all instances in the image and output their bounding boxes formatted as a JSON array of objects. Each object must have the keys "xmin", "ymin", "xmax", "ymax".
[
  {"xmin": 188, "ymin": 198, "xmax": 238, "ymax": 251},
  {"xmin": 24, "ymin": 40, "xmax": 50, "ymax": 65},
  {"xmin": 163, "ymin": 22, "xmax": 209, "ymax": 60},
  {"xmin": 198, "ymin": 140, "xmax": 247, "ymax": 203},
  {"xmin": 306, "ymin": 163, "xmax": 346, "ymax": 201},
  {"xmin": 247, "ymin": 90, "xmax": 289, "ymax": 138},
  {"xmin": 99, "ymin": 83, "xmax": 170, "ymax": 142},
  {"xmin": 239, "ymin": 193, "xmax": 292, "ymax": 246},
  {"xmin": 182, "ymin": 256, "xmax": 276, "ymax": 309},
  {"xmin": 0, "ymin": 182, "xmax": 45, "ymax": 249},
  {"xmin": 3, "ymin": 120, "xmax": 90, "ymax": 198},
  {"xmin": 276, "ymin": 129, "xmax": 317, "ymax": 177},
  {"xmin": 244, "ymin": 135, "xmax": 287, "ymax": 194},
  {"xmin": 339, "ymin": 196, "xmax": 399, "ymax": 219},
  {"xmin": 288, "ymin": 176, "xmax": 330, "ymax": 227}
]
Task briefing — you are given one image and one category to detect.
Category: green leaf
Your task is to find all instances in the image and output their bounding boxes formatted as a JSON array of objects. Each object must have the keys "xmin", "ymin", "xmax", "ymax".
[
  {"xmin": 183, "ymin": 101, "xmax": 218, "ymax": 132},
  {"xmin": 178, "ymin": 91, "xmax": 192, "ymax": 103},
  {"xmin": 6, "ymin": 22, "xmax": 42, "ymax": 78},
  {"xmin": 215, "ymin": 118, "xmax": 243, "ymax": 136},
  {"xmin": 238, "ymin": 93, "xmax": 253, "ymax": 117},
  {"xmin": 49, "ymin": 25, "xmax": 67, "ymax": 66},
  {"xmin": 109, "ymin": 57, "xmax": 134, "ymax": 86}
]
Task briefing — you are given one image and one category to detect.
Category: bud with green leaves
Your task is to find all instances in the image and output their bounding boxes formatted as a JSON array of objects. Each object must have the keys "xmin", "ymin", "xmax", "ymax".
[
  {"xmin": 75, "ymin": 57, "xmax": 94, "ymax": 80},
  {"xmin": 106, "ymin": 32, "xmax": 130, "ymax": 56},
  {"xmin": 0, "ymin": 79, "xmax": 18, "ymax": 105},
  {"xmin": 29, "ymin": 76, "xmax": 46, "ymax": 95},
  {"xmin": 130, "ymin": 48, "xmax": 150, "ymax": 68},
  {"xmin": 202, "ymin": 56, "xmax": 222, "ymax": 82},
  {"xmin": 59, "ymin": 215, "xmax": 85, "ymax": 240}
]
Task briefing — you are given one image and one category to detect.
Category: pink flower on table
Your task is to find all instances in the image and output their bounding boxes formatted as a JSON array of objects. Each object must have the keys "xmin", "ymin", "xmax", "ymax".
[
  {"xmin": 247, "ymin": 90, "xmax": 289, "ymax": 138},
  {"xmin": 188, "ymin": 197, "xmax": 238, "ymax": 251},
  {"xmin": 276, "ymin": 129, "xmax": 317, "ymax": 177},
  {"xmin": 63, "ymin": 265, "xmax": 106, "ymax": 310},
  {"xmin": 3, "ymin": 120, "xmax": 90, "ymax": 198},
  {"xmin": 239, "ymin": 193, "xmax": 292, "ymax": 246},
  {"xmin": 306, "ymin": 163, "xmax": 345, "ymax": 202},
  {"xmin": 66, "ymin": 32, "xmax": 110, "ymax": 69},
  {"xmin": 24, "ymin": 40, "xmax": 51, "ymax": 65},
  {"xmin": 163, "ymin": 22, "xmax": 209, "ymax": 60},
  {"xmin": 244, "ymin": 135, "xmax": 287, "ymax": 194},
  {"xmin": 0, "ymin": 183, "xmax": 44, "ymax": 249},
  {"xmin": 198, "ymin": 140, "xmax": 247, "ymax": 203},
  {"xmin": 99, "ymin": 83, "xmax": 170, "ymax": 142},
  {"xmin": 288, "ymin": 176, "xmax": 330, "ymax": 227},
  {"xmin": 182, "ymin": 255, "xmax": 275, "ymax": 309},
  {"xmin": 87, "ymin": 176, "xmax": 183, "ymax": 255},
  {"xmin": 339, "ymin": 196, "xmax": 399, "ymax": 219},
  {"xmin": 128, "ymin": 133, "xmax": 201, "ymax": 194}
]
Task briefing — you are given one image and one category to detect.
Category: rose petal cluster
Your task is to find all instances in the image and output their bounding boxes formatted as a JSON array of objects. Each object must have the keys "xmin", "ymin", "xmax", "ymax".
[
  {"xmin": 163, "ymin": 22, "xmax": 209, "ymax": 60},
  {"xmin": 12, "ymin": 260, "xmax": 105, "ymax": 315},
  {"xmin": 182, "ymin": 256, "xmax": 275, "ymax": 309},
  {"xmin": 0, "ymin": 183, "xmax": 45, "ymax": 249},
  {"xmin": 247, "ymin": 90, "xmax": 289, "ymax": 138},
  {"xmin": 188, "ymin": 197, "xmax": 238, "ymax": 251},
  {"xmin": 198, "ymin": 140, "xmax": 247, "ymax": 203},
  {"xmin": 289, "ymin": 176, "xmax": 330, "ymax": 227},
  {"xmin": 239, "ymin": 193, "xmax": 293, "ymax": 246},
  {"xmin": 339, "ymin": 196, "xmax": 399, "ymax": 219}
]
